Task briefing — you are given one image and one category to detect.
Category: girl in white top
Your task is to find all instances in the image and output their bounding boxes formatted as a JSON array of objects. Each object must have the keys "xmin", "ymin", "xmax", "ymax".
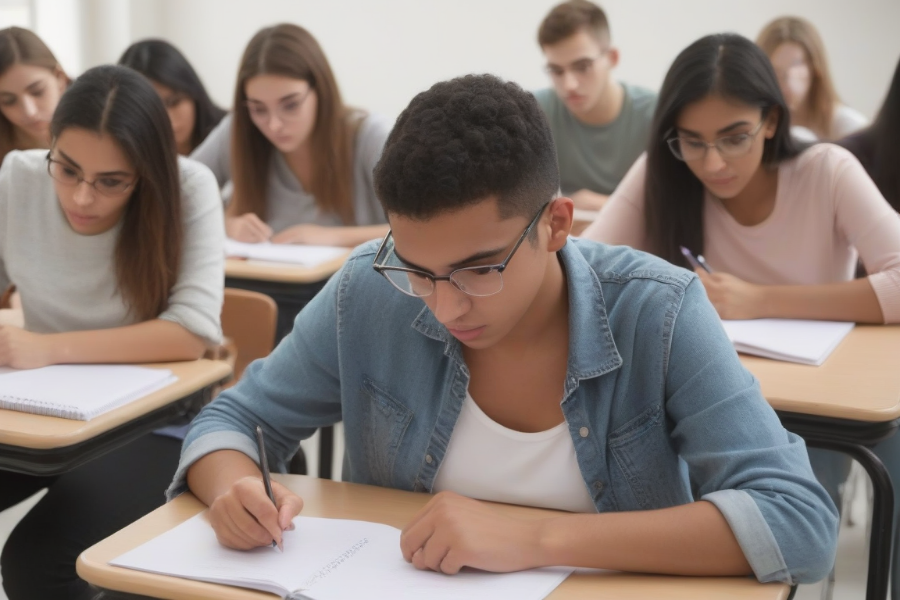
[
  {"xmin": 191, "ymin": 23, "xmax": 390, "ymax": 247},
  {"xmin": 0, "ymin": 65, "xmax": 224, "ymax": 600},
  {"xmin": 757, "ymin": 16, "xmax": 867, "ymax": 141},
  {"xmin": 0, "ymin": 27, "xmax": 69, "ymax": 165}
]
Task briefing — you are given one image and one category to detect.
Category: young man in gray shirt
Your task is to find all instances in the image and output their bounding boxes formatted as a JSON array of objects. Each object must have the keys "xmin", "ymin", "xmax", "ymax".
[{"xmin": 534, "ymin": 0, "xmax": 656, "ymax": 211}]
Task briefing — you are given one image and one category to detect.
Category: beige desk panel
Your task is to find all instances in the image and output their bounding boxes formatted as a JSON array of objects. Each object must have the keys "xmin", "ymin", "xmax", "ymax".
[
  {"xmin": 225, "ymin": 252, "xmax": 350, "ymax": 284},
  {"xmin": 740, "ymin": 325, "xmax": 900, "ymax": 422},
  {"xmin": 0, "ymin": 359, "xmax": 232, "ymax": 449},
  {"xmin": 78, "ymin": 475, "xmax": 788, "ymax": 600}
]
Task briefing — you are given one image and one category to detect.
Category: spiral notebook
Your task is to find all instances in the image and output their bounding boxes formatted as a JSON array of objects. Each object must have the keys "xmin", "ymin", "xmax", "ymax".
[
  {"xmin": 111, "ymin": 513, "xmax": 573, "ymax": 600},
  {"xmin": 0, "ymin": 365, "xmax": 177, "ymax": 420}
]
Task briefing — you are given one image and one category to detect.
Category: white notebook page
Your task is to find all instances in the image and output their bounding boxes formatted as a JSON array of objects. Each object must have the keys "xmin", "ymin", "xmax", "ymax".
[
  {"xmin": 112, "ymin": 513, "xmax": 573, "ymax": 600},
  {"xmin": 0, "ymin": 365, "xmax": 176, "ymax": 420},
  {"xmin": 721, "ymin": 319, "xmax": 855, "ymax": 366},
  {"xmin": 225, "ymin": 239, "xmax": 346, "ymax": 267}
]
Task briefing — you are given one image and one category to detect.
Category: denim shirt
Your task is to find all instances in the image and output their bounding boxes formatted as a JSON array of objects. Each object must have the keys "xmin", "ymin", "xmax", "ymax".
[{"xmin": 168, "ymin": 238, "xmax": 838, "ymax": 584}]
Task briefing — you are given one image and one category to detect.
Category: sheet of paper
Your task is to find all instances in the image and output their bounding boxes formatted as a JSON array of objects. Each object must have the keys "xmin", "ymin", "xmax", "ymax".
[
  {"xmin": 0, "ymin": 365, "xmax": 176, "ymax": 420},
  {"xmin": 112, "ymin": 513, "xmax": 573, "ymax": 600},
  {"xmin": 721, "ymin": 318, "xmax": 854, "ymax": 366},
  {"xmin": 225, "ymin": 239, "xmax": 347, "ymax": 267}
]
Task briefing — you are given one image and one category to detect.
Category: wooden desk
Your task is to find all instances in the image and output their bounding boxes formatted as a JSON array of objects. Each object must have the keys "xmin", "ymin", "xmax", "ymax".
[
  {"xmin": 740, "ymin": 325, "xmax": 900, "ymax": 600},
  {"xmin": 78, "ymin": 474, "xmax": 789, "ymax": 600},
  {"xmin": 225, "ymin": 253, "xmax": 350, "ymax": 285},
  {"xmin": 0, "ymin": 359, "xmax": 232, "ymax": 476}
]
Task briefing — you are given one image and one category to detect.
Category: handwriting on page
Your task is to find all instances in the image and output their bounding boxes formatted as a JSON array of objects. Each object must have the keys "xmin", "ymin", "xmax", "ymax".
[{"xmin": 302, "ymin": 538, "xmax": 370, "ymax": 588}]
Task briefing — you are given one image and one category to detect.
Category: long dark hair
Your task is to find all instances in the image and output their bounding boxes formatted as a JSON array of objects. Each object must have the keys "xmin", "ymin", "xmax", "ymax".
[
  {"xmin": 646, "ymin": 33, "xmax": 803, "ymax": 268},
  {"xmin": 50, "ymin": 65, "xmax": 183, "ymax": 321},
  {"xmin": 860, "ymin": 56, "xmax": 900, "ymax": 212},
  {"xmin": 0, "ymin": 27, "xmax": 68, "ymax": 162},
  {"xmin": 230, "ymin": 23, "xmax": 361, "ymax": 224},
  {"xmin": 118, "ymin": 39, "xmax": 226, "ymax": 152}
]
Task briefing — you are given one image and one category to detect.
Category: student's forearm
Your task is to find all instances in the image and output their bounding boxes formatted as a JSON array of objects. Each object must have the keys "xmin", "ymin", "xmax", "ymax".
[
  {"xmin": 537, "ymin": 501, "xmax": 751, "ymax": 576},
  {"xmin": 760, "ymin": 277, "xmax": 884, "ymax": 323},
  {"xmin": 47, "ymin": 319, "xmax": 207, "ymax": 364},
  {"xmin": 187, "ymin": 449, "xmax": 264, "ymax": 507},
  {"xmin": 334, "ymin": 224, "xmax": 390, "ymax": 247}
]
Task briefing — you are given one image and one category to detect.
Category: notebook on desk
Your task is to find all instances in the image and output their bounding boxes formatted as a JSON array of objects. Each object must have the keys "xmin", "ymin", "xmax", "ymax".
[
  {"xmin": 225, "ymin": 239, "xmax": 347, "ymax": 268},
  {"xmin": 720, "ymin": 319, "xmax": 855, "ymax": 366},
  {"xmin": 111, "ymin": 513, "xmax": 573, "ymax": 600},
  {"xmin": 0, "ymin": 365, "xmax": 177, "ymax": 420}
]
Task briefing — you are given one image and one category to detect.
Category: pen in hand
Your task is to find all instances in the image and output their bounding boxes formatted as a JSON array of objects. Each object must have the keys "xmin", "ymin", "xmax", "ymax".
[
  {"xmin": 255, "ymin": 425, "xmax": 284, "ymax": 552},
  {"xmin": 680, "ymin": 246, "xmax": 713, "ymax": 274}
]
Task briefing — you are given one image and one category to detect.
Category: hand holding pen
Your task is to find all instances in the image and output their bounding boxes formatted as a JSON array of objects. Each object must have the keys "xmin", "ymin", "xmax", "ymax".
[
  {"xmin": 680, "ymin": 246, "xmax": 713, "ymax": 273},
  {"xmin": 681, "ymin": 246, "xmax": 765, "ymax": 319}
]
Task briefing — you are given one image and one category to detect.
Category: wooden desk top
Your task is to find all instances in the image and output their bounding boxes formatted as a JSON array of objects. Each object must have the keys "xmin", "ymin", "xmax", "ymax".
[
  {"xmin": 0, "ymin": 359, "xmax": 231, "ymax": 450},
  {"xmin": 225, "ymin": 251, "xmax": 350, "ymax": 284},
  {"xmin": 78, "ymin": 475, "xmax": 788, "ymax": 600},
  {"xmin": 740, "ymin": 325, "xmax": 900, "ymax": 422}
]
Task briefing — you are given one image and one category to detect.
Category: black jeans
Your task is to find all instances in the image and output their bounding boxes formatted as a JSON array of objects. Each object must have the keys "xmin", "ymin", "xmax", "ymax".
[{"xmin": 0, "ymin": 434, "xmax": 182, "ymax": 600}]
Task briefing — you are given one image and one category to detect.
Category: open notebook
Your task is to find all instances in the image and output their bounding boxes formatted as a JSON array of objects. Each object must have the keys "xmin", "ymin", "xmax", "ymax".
[
  {"xmin": 721, "ymin": 319, "xmax": 855, "ymax": 366},
  {"xmin": 0, "ymin": 365, "xmax": 177, "ymax": 420},
  {"xmin": 225, "ymin": 239, "xmax": 347, "ymax": 268},
  {"xmin": 111, "ymin": 513, "xmax": 573, "ymax": 600}
]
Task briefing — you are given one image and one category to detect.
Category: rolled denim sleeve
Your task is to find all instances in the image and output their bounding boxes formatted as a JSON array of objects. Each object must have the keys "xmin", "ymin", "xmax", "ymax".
[
  {"xmin": 665, "ymin": 279, "xmax": 838, "ymax": 584},
  {"xmin": 166, "ymin": 249, "xmax": 360, "ymax": 500}
]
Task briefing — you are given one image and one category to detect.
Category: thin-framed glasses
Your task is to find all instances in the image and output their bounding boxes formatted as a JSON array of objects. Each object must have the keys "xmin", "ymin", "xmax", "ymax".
[
  {"xmin": 45, "ymin": 153, "xmax": 137, "ymax": 197},
  {"xmin": 544, "ymin": 51, "xmax": 608, "ymax": 79},
  {"xmin": 245, "ymin": 87, "xmax": 314, "ymax": 124},
  {"xmin": 373, "ymin": 202, "xmax": 550, "ymax": 298},
  {"xmin": 666, "ymin": 119, "xmax": 767, "ymax": 162}
]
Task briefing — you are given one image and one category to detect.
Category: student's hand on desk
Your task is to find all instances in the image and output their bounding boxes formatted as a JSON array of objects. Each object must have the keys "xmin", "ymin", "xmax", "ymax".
[
  {"xmin": 0, "ymin": 326, "xmax": 54, "ymax": 369},
  {"xmin": 208, "ymin": 476, "xmax": 303, "ymax": 550},
  {"xmin": 570, "ymin": 189, "xmax": 609, "ymax": 212},
  {"xmin": 270, "ymin": 224, "xmax": 343, "ymax": 246},
  {"xmin": 695, "ymin": 270, "xmax": 765, "ymax": 320},
  {"xmin": 400, "ymin": 491, "xmax": 543, "ymax": 574},
  {"xmin": 226, "ymin": 214, "xmax": 273, "ymax": 243}
]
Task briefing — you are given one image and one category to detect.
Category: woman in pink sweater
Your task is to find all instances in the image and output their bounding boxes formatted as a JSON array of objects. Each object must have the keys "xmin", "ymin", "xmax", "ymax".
[{"xmin": 583, "ymin": 32, "xmax": 900, "ymax": 595}]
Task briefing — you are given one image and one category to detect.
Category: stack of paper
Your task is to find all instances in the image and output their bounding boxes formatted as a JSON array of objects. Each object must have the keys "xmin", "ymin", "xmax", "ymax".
[
  {"xmin": 112, "ymin": 513, "xmax": 573, "ymax": 600},
  {"xmin": 0, "ymin": 365, "xmax": 177, "ymax": 420},
  {"xmin": 225, "ymin": 239, "xmax": 347, "ymax": 267},
  {"xmin": 721, "ymin": 319, "xmax": 854, "ymax": 366}
]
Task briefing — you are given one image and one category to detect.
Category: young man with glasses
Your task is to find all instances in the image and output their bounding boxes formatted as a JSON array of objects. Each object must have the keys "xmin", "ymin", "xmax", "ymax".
[
  {"xmin": 172, "ymin": 74, "xmax": 836, "ymax": 584},
  {"xmin": 534, "ymin": 0, "xmax": 657, "ymax": 213}
]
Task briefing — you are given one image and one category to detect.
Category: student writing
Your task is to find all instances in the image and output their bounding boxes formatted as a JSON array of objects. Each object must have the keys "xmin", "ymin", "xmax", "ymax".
[
  {"xmin": 533, "ymin": 0, "xmax": 656, "ymax": 211},
  {"xmin": 0, "ymin": 64, "xmax": 224, "ymax": 600},
  {"xmin": 171, "ymin": 74, "xmax": 836, "ymax": 583},
  {"xmin": 0, "ymin": 27, "xmax": 69, "ymax": 164},
  {"xmin": 118, "ymin": 38, "xmax": 227, "ymax": 156},
  {"xmin": 190, "ymin": 23, "xmax": 390, "ymax": 247}
]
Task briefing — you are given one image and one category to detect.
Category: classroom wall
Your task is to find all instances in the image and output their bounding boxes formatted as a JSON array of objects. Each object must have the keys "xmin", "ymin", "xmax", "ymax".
[{"xmin": 24, "ymin": 0, "xmax": 900, "ymax": 122}]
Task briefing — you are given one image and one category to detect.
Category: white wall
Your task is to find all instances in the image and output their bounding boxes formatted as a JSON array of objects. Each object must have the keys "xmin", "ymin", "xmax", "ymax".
[{"xmin": 36, "ymin": 0, "xmax": 900, "ymax": 122}]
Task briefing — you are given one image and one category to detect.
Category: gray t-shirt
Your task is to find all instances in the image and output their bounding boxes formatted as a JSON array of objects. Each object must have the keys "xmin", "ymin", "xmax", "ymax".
[
  {"xmin": 190, "ymin": 112, "xmax": 392, "ymax": 233},
  {"xmin": 0, "ymin": 150, "xmax": 225, "ymax": 344},
  {"xmin": 534, "ymin": 83, "xmax": 657, "ymax": 196}
]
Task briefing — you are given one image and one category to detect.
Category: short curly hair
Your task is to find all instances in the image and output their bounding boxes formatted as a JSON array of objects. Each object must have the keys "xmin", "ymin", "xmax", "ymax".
[{"xmin": 374, "ymin": 74, "xmax": 559, "ymax": 222}]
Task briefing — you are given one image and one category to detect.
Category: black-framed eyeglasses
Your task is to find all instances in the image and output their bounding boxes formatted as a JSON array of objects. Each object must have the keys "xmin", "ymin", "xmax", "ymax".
[
  {"xmin": 666, "ymin": 119, "xmax": 766, "ymax": 162},
  {"xmin": 372, "ymin": 202, "xmax": 550, "ymax": 298},
  {"xmin": 45, "ymin": 153, "xmax": 137, "ymax": 197}
]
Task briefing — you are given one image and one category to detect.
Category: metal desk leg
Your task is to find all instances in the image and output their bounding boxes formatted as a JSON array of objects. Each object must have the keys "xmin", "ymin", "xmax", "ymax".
[
  {"xmin": 805, "ymin": 439, "xmax": 892, "ymax": 600},
  {"xmin": 318, "ymin": 425, "xmax": 334, "ymax": 480}
]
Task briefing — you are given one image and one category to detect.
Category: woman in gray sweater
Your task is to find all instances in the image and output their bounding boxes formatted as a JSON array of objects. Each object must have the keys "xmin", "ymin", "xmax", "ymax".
[
  {"xmin": 191, "ymin": 23, "xmax": 390, "ymax": 247},
  {"xmin": 0, "ymin": 65, "xmax": 224, "ymax": 600}
]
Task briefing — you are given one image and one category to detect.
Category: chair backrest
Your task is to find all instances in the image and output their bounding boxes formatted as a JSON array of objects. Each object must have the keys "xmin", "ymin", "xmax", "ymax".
[{"xmin": 221, "ymin": 288, "xmax": 278, "ymax": 383}]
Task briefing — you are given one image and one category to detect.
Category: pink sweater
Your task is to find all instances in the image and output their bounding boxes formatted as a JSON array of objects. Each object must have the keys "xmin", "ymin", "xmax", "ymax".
[{"xmin": 582, "ymin": 144, "xmax": 900, "ymax": 323}]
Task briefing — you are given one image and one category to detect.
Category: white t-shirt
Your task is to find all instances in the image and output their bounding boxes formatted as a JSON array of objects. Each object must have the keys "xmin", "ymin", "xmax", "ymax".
[{"xmin": 433, "ymin": 392, "xmax": 597, "ymax": 513}]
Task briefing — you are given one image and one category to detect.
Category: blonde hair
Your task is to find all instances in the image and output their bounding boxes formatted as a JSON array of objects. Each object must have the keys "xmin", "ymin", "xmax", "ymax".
[{"xmin": 757, "ymin": 16, "xmax": 840, "ymax": 139}]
